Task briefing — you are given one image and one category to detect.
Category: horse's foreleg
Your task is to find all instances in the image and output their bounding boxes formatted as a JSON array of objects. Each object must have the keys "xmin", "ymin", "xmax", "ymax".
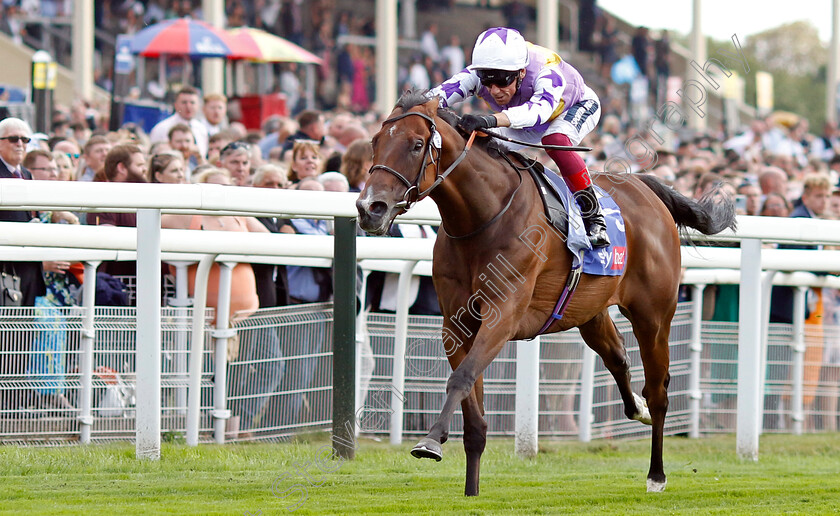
[
  {"xmin": 462, "ymin": 375, "xmax": 487, "ymax": 496},
  {"xmin": 411, "ymin": 342, "xmax": 470, "ymax": 461},
  {"xmin": 412, "ymin": 330, "xmax": 504, "ymax": 472}
]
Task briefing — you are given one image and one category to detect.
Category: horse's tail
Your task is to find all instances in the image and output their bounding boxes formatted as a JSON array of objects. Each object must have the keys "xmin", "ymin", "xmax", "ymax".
[{"xmin": 636, "ymin": 174, "xmax": 737, "ymax": 235}]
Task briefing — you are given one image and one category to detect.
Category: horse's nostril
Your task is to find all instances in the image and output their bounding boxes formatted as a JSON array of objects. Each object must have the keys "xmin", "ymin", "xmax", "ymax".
[{"xmin": 369, "ymin": 201, "xmax": 388, "ymax": 218}]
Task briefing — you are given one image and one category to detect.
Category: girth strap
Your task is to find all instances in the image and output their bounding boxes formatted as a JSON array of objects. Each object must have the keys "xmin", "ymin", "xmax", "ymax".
[{"xmin": 537, "ymin": 250, "xmax": 585, "ymax": 335}]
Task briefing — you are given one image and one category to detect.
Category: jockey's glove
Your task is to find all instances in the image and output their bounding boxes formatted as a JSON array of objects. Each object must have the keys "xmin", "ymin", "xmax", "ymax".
[{"xmin": 459, "ymin": 114, "xmax": 498, "ymax": 134}]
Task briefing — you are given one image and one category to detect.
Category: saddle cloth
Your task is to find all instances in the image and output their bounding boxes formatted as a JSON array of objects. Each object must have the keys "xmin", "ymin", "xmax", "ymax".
[{"xmin": 520, "ymin": 156, "xmax": 627, "ymax": 276}]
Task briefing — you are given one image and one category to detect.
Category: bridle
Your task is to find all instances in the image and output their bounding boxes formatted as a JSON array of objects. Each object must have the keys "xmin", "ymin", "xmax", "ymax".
[
  {"xmin": 368, "ymin": 111, "xmax": 474, "ymax": 211},
  {"xmin": 368, "ymin": 109, "xmax": 524, "ymax": 240}
]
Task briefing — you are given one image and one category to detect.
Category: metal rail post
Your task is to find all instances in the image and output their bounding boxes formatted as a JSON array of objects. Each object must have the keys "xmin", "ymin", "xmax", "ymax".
[
  {"xmin": 689, "ymin": 284, "xmax": 706, "ymax": 438},
  {"xmin": 578, "ymin": 342, "xmax": 596, "ymax": 442},
  {"xmin": 212, "ymin": 262, "xmax": 234, "ymax": 443},
  {"xmin": 166, "ymin": 261, "xmax": 194, "ymax": 415},
  {"xmin": 791, "ymin": 286, "xmax": 807, "ymax": 435},
  {"xmin": 389, "ymin": 260, "xmax": 416, "ymax": 445},
  {"xmin": 333, "ymin": 217, "xmax": 357, "ymax": 459},
  {"xmin": 515, "ymin": 338, "xmax": 540, "ymax": 457},
  {"xmin": 186, "ymin": 255, "xmax": 217, "ymax": 446},
  {"xmin": 136, "ymin": 209, "xmax": 162, "ymax": 460},
  {"xmin": 736, "ymin": 239, "xmax": 762, "ymax": 460},
  {"xmin": 78, "ymin": 260, "xmax": 100, "ymax": 444}
]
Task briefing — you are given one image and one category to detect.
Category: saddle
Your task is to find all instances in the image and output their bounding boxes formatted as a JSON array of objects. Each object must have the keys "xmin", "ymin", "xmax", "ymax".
[{"xmin": 504, "ymin": 150, "xmax": 569, "ymax": 237}]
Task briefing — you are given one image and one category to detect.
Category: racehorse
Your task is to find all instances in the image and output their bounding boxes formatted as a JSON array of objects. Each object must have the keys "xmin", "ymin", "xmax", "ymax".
[{"xmin": 355, "ymin": 91, "xmax": 736, "ymax": 496}]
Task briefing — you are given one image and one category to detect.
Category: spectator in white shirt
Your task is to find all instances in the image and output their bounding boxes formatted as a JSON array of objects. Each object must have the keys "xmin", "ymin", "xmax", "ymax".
[
  {"xmin": 149, "ymin": 86, "xmax": 209, "ymax": 159},
  {"xmin": 420, "ymin": 22, "xmax": 440, "ymax": 63},
  {"xmin": 440, "ymin": 34, "xmax": 466, "ymax": 77}
]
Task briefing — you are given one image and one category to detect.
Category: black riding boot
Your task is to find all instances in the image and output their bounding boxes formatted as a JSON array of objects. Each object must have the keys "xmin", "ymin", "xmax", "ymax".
[{"xmin": 574, "ymin": 186, "xmax": 610, "ymax": 248}]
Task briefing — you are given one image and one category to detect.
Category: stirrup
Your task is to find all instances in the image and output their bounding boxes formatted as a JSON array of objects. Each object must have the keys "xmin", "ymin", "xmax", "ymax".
[
  {"xmin": 584, "ymin": 215, "xmax": 610, "ymax": 248},
  {"xmin": 588, "ymin": 229, "xmax": 610, "ymax": 248}
]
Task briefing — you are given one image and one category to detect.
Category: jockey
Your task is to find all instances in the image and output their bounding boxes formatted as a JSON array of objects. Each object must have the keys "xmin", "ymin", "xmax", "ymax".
[{"xmin": 429, "ymin": 27, "xmax": 609, "ymax": 248}]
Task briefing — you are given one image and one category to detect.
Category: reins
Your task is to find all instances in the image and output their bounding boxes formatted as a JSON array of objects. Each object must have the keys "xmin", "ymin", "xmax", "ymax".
[
  {"xmin": 442, "ymin": 153, "xmax": 524, "ymax": 240},
  {"xmin": 369, "ymin": 109, "xmax": 541, "ymax": 240},
  {"xmin": 478, "ymin": 129, "xmax": 592, "ymax": 152}
]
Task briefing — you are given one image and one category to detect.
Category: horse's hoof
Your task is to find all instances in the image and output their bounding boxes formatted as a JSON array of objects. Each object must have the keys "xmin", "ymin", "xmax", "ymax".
[
  {"xmin": 646, "ymin": 478, "xmax": 667, "ymax": 492},
  {"xmin": 632, "ymin": 393, "xmax": 652, "ymax": 425},
  {"xmin": 411, "ymin": 438, "xmax": 443, "ymax": 461}
]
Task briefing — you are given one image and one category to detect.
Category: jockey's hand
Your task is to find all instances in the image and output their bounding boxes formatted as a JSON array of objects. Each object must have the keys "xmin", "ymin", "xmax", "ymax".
[{"xmin": 458, "ymin": 114, "xmax": 498, "ymax": 134}]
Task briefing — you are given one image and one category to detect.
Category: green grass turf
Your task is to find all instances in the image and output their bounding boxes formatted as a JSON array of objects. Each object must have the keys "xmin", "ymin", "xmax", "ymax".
[{"xmin": 1, "ymin": 433, "xmax": 839, "ymax": 515}]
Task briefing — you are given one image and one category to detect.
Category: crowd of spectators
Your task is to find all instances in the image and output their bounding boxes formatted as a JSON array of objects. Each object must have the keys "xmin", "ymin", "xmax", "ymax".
[{"xmin": 2, "ymin": 1, "xmax": 840, "ymax": 431}]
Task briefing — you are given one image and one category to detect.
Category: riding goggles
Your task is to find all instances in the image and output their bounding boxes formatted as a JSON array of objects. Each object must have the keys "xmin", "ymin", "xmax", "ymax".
[{"xmin": 476, "ymin": 69, "xmax": 520, "ymax": 88}]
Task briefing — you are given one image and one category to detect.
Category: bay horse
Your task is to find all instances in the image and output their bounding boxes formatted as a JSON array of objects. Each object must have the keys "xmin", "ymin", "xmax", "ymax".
[{"xmin": 356, "ymin": 91, "xmax": 736, "ymax": 496}]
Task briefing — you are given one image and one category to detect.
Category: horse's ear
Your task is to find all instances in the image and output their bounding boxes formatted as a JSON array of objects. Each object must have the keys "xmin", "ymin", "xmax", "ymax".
[{"xmin": 423, "ymin": 96, "xmax": 440, "ymax": 117}]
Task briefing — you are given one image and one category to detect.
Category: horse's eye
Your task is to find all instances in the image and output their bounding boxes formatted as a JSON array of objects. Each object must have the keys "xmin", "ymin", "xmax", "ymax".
[{"xmin": 413, "ymin": 140, "xmax": 424, "ymax": 151}]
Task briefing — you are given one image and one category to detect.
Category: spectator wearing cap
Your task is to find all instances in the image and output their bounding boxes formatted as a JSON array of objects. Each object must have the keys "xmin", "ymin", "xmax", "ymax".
[
  {"xmin": 51, "ymin": 117, "xmax": 71, "ymax": 139},
  {"xmin": 149, "ymin": 86, "xmax": 209, "ymax": 159}
]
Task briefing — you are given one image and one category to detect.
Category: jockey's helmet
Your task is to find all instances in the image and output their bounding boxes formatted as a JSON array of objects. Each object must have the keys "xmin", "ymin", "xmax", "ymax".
[{"xmin": 469, "ymin": 27, "xmax": 529, "ymax": 72}]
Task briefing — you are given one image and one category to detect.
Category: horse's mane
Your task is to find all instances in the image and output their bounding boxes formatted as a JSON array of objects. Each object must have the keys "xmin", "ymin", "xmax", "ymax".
[
  {"xmin": 396, "ymin": 89, "xmax": 435, "ymax": 112},
  {"xmin": 395, "ymin": 89, "xmax": 461, "ymax": 129}
]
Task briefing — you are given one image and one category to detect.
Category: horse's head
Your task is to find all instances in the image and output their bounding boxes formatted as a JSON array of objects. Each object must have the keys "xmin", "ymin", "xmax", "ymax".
[{"xmin": 356, "ymin": 93, "xmax": 447, "ymax": 235}]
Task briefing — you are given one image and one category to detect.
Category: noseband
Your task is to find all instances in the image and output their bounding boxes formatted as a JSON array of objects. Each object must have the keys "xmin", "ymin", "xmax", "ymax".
[{"xmin": 368, "ymin": 111, "xmax": 474, "ymax": 210}]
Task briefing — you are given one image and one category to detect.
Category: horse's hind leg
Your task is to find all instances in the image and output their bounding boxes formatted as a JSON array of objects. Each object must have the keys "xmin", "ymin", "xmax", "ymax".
[
  {"xmin": 578, "ymin": 310, "xmax": 650, "ymax": 424},
  {"xmin": 624, "ymin": 304, "xmax": 673, "ymax": 493}
]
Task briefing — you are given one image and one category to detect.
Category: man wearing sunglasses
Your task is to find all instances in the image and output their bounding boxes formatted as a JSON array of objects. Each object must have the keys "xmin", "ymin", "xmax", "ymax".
[
  {"xmin": 0, "ymin": 118, "xmax": 47, "ymax": 415},
  {"xmin": 430, "ymin": 27, "xmax": 608, "ymax": 248},
  {"xmin": 0, "ymin": 117, "xmax": 33, "ymax": 181}
]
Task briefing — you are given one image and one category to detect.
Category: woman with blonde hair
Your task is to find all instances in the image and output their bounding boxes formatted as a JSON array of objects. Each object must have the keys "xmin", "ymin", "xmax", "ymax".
[
  {"xmin": 52, "ymin": 151, "xmax": 75, "ymax": 181},
  {"xmin": 287, "ymin": 140, "xmax": 322, "ymax": 184}
]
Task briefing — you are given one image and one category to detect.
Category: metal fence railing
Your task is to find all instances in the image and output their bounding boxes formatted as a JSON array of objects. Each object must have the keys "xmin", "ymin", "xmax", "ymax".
[
  {"xmin": 227, "ymin": 304, "xmax": 333, "ymax": 440},
  {"xmin": 0, "ymin": 306, "xmax": 213, "ymax": 444},
  {"xmin": 3, "ymin": 300, "xmax": 839, "ymax": 445}
]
